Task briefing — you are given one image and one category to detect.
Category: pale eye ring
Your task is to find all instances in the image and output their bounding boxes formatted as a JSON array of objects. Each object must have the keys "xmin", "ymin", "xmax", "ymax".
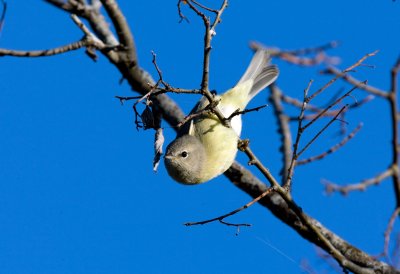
[{"xmin": 181, "ymin": 151, "xmax": 188, "ymax": 158}]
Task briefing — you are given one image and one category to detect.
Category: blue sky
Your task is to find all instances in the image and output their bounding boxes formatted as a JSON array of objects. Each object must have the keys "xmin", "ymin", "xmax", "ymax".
[{"xmin": 0, "ymin": 1, "xmax": 399, "ymax": 273}]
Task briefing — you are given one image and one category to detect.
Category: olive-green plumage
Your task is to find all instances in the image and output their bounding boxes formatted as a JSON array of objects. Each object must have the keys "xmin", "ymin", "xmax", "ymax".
[{"xmin": 165, "ymin": 50, "xmax": 279, "ymax": 184}]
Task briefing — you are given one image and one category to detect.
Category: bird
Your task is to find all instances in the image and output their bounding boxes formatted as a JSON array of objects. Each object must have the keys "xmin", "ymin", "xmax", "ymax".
[{"xmin": 164, "ymin": 49, "xmax": 279, "ymax": 184}]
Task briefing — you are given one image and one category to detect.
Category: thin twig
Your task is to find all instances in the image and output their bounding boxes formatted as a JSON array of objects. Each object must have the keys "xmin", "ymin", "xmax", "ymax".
[
  {"xmin": 389, "ymin": 56, "xmax": 400, "ymax": 208},
  {"xmin": 179, "ymin": 0, "xmax": 230, "ymax": 127},
  {"xmin": 192, "ymin": 0, "xmax": 219, "ymax": 13},
  {"xmin": 323, "ymin": 168, "xmax": 394, "ymax": 195},
  {"xmin": 144, "ymin": 51, "xmax": 203, "ymax": 98},
  {"xmin": 151, "ymin": 51, "xmax": 166, "ymax": 86},
  {"xmin": 209, "ymin": 0, "xmax": 228, "ymax": 33},
  {"xmin": 298, "ymin": 105, "xmax": 348, "ymax": 158},
  {"xmin": 0, "ymin": 0, "xmax": 6, "ymax": 33},
  {"xmin": 175, "ymin": 105, "xmax": 214, "ymax": 128},
  {"xmin": 115, "ymin": 95, "xmax": 141, "ymax": 105},
  {"xmin": 383, "ymin": 207, "xmax": 400, "ymax": 262},
  {"xmin": 184, "ymin": 186, "xmax": 275, "ymax": 226},
  {"xmin": 323, "ymin": 67, "xmax": 388, "ymax": 98},
  {"xmin": 0, "ymin": 14, "xmax": 105, "ymax": 59},
  {"xmin": 46, "ymin": 0, "xmax": 120, "ymax": 47},
  {"xmin": 250, "ymin": 41, "xmax": 340, "ymax": 66},
  {"xmin": 302, "ymin": 83, "xmax": 364, "ymax": 131},
  {"xmin": 147, "ymin": 51, "xmax": 203, "ymax": 95},
  {"xmin": 224, "ymin": 104, "xmax": 267, "ymax": 121},
  {"xmin": 307, "ymin": 51, "xmax": 378, "ymax": 103},
  {"xmin": 289, "ymin": 94, "xmax": 374, "ymax": 121},
  {"xmin": 392, "ymin": 234, "xmax": 400, "ymax": 269},
  {"xmin": 219, "ymin": 219, "xmax": 251, "ymax": 236},
  {"xmin": 285, "ymin": 80, "xmax": 313, "ymax": 189},
  {"xmin": 177, "ymin": 0, "xmax": 189, "ymax": 22},
  {"xmin": 238, "ymin": 139, "xmax": 283, "ymax": 190},
  {"xmin": 70, "ymin": 14, "xmax": 107, "ymax": 60},
  {"xmin": 282, "ymin": 94, "xmax": 324, "ymax": 113},
  {"xmin": 269, "ymin": 84, "xmax": 292, "ymax": 184},
  {"xmin": 0, "ymin": 41, "xmax": 88, "ymax": 57},
  {"xmin": 297, "ymin": 123, "xmax": 363, "ymax": 166}
]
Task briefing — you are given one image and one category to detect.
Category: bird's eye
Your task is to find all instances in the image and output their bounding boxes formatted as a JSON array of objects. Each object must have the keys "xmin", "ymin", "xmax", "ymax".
[{"xmin": 181, "ymin": 151, "xmax": 188, "ymax": 158}]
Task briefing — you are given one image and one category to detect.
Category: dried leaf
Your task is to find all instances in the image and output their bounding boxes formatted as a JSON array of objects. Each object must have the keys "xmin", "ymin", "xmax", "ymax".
[
  {"xmin": 153, "ymin": 128, "xmax": 164, "ymax": 172},
  {"xmin": 141, "ymin": 105, "xmax": 154, "ymax": 130}
]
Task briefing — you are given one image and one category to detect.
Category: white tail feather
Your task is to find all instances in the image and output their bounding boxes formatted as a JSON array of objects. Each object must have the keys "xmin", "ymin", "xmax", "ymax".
[{"xmin": 237, "ymin": 49, "xmax": 279, "ymax": 100}]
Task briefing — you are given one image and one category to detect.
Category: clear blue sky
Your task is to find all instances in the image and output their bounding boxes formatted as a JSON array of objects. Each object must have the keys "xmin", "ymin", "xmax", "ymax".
[{"xmin": 0, "ymin": 1, "xmax": 399, "ymax": 273}]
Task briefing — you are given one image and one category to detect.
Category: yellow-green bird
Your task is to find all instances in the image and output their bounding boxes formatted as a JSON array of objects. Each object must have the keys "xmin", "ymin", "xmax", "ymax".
[{"xmin": 164, "ymin": 49, "xmax": 279, "ymax": 184}]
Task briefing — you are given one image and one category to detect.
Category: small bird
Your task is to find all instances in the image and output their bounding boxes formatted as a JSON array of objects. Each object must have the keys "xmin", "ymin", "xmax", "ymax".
[{"xmin": 164, "ymin": 49, "xmax": 279, "ymax": 184}]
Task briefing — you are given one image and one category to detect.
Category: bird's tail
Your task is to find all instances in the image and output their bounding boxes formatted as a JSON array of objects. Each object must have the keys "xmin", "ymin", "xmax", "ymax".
[{"xmin": 237, "ymin": 49, "xmax": 279, "ymax": 100}]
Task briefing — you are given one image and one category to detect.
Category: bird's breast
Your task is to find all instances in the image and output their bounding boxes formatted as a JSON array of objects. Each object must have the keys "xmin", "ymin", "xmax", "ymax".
[{"xmin": 193, "ymin": 114, "xmax": 240, "ymax": 182}]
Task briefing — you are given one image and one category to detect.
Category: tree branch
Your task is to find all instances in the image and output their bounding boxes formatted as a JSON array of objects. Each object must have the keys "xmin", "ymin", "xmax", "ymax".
[
  {"xmin": 224, "ymin": 162, "xmax": 396, "ymax": 273},
  {"xmin": 297, "ymin": 123, "xmax": 363, "ymax": 166},
  {"xmin": 100, "ymin": 0, "xmax": 136, "ymax": 61},
  {"xmin": 0, "ymin": 40, "xmax": 87, "ymax": 57},
  {"xmin": 323, "ymin": 168, "xmax": 394, "ymax": 195},
  {"xmin": 383, "ymin": 207, "xmax": 400, "ymax": 261},
  {"xmin": 389, "ymin": 56, "xmax": 400, "ymax": 209},
  {"xmin": 269, "ymin": 84, "xmax": 293, "ymax": 184},
  {"xmin": 250, "ymin": 40, "xmax": 340, "ymax": 66},
  {"xmin": 184, "ymin": 186, "xmax": 275, "ymax": 227},
  {"xmin": 323, "ymin": 66, "xmax": 388, "ymax": 98}
]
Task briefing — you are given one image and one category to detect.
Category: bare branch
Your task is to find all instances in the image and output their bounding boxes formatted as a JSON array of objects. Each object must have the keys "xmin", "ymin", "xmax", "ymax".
[
  {"xmin": 288, "ymin": 95, "xmax": 374, "ymax": 122},
  {"xmin": 0, "ymin": 0, "xmax": 6, "ymax": 33},
  {"xmin": 175, "ymin": 104, "xmax": 214, "ymax": 128},
  {"xmin": 285, "ymin": 80, "xmax": 313, "ymax": 189},
  {"xmin": 285, "ymin": 80, "xmax": 358, "ymax": 190},
  {"xmin": 224, "ymin": 104, "xmax": 267, "ymax": 121},
  {"xmin": 297, "ymin": 123, "xmax": 363, "ymax": 166},
  {"xmin": 176, "ymin": 1, "xmax": 189, "ymax": 23},
  {"xmin": 298, "ymin": 106, "xmax": 348, "ymax": 158},
  {"xmin": 307, "ymin": 51, "xmax": 378, "ymax": 102},
  {"xmin": 283, "ymin": 41, "xmax": 339, "ymax": 56},
  {"xmin": 100, "ymin": 0, "xmax": 136, "ymax": 59},
  {"xmin": 323, "ymin": 168, "xmax": 394, "ymax": 195},
  {"xmin": 182, "ymin": 0, "xmax": 227, "ymax": 93},
  {"xmin": 147, "ymin": 50, "xmax": 202, "ymax": 95},
  {"xmin": 323, "ymin": 66, "xmax": 388, "ymax": 98},
  {"xmin": 0, "ymin": 14, "xmax": 105, "ymax": 59},
  {"xmin": 177, "ymin": 0, "xmax": 230, "ymax": 126},
  {"xmin": 46, "ymin": 0, "xmax": 119, "ymax": 46},
  {"xmin": 383, "ymin": 207, "xmax": 400, "ymax": 261},
  {"xmin": 209, "ymin": 0, "xmax": 228, "ymax": 33},
  {"xmin": 218, "ymin": 219, "xmax": 251, "ymax": 236},
  {"xmin": 225, "ymin": 162, "xmax": 396, "ymax": 273},
  {"xmin": 303, "ymin": 83, "xmax": 363, "ymax": 131},
  {"xmin": 250, "ymin": 40, "xmax": 340, "ymax": 66},
  {"xmin": 269, "ymin": 84, "xmax": 292, "ymax": 184},
  {"xmin": 282, "ymin": 93, "xmax": 324, "ymax": 113},
  {"xmin": 184, "ymin": 186, "xmax": 275, "ymax": 226},
  {"xmin": 0, "ymin": 40, "xmax": 88, "ymax": 57},
  {"xmin": 229, "ymin": 138, "xmax": 375, "ymax": 273},
  {"xmin": 115, "ymin": 95, "xmax": 141, "ymax": 104},
  {"xmin": 191, "ymin": 0, "xmax": 219, "ymax": 14},
  {"xmin": 237, "ymin": 139, "xmax": 283, "ymax": 190},
  {"xmin": 389, "ymin": 56, "xmax": 400, "ymax": 208}
]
